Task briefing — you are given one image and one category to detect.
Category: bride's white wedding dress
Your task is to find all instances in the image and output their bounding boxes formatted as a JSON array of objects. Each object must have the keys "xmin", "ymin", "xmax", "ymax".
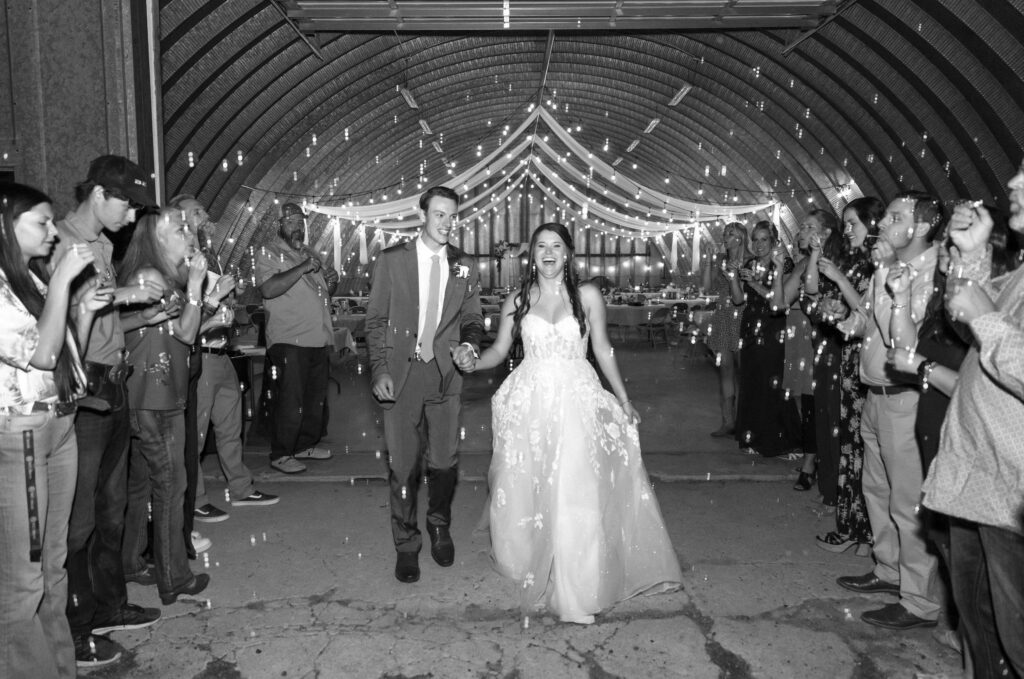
[{"xmin": 488, "ymin": 313, "xmax": 683, "ymax": 623}]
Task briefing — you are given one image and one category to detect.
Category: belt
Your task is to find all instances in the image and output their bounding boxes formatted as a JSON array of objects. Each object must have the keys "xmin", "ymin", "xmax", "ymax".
[
  {"xmin": 0, "ymin": 401, "xmax": 77, "ymax": 417},
  {"xmin": 867, "ymin": 384, "xmax": 917, "ymax": 396},
  {"xmin": 200, "ymin": 346, "xmax": 232, "ymax": 356}
]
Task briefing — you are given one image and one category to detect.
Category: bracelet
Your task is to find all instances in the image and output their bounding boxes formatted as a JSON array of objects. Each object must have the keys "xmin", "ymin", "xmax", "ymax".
[
  {"xmin": 891, "ymin": 302, "xmax": 907, "ymax": 310},
  {"xmin": 917, "ymin": 360, "xmax": 937, "ymax": 391}
]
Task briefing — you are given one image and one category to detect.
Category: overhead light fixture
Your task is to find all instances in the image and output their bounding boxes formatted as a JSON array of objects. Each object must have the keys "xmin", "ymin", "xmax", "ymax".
[
  {"xmin": 669, "ymin": 83, "xmax": 693, "ymax": 106},
  {"xmin": 644, "ymin": 119, "xmax": 660, "ymax": 134},
  {"xmin": 612, "ymin": 157, "xmax": 623, "ymax": 166},
  {"xmin": 400, "ymin": 88, "xmax": 419, "ymax": 109},
  {"xmin": 626, "ymin": 139, "xmax": 640, "ymax": 152},
  {"xmin": 502, "ymin": 0, "xmax": 510, "ymax": 28},
  {"xmin": 432, "ymin": 141, "xmax": 443, "ymax": 153},
  {"xmin": 419, "ymin": 119, "xmax": 432, "ymax": 135}
]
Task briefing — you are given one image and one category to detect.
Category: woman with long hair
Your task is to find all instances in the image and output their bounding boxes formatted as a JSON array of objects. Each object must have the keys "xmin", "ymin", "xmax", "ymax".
[
  {"xmin": 475, "ymin": 223, "xmax": 682, "ymax": 624},
  {"xmin": 783, "ymin": 209, "xmax": 841, "ymax": 492},
  {"xmin": 0, "ymin": 182, "xmax": 111, "ymax": 677},
  {"xmin": 701, "ymin": 222, "xmax": 749, "ymax": 437},
  {"xmin": 811, "ymin": 196, "xmax": 884, "ymax": 554},
  {"xmin": 734, "ymin": 220, "xmax": 797, "ymax": 456},
  {"xmin": 117, "ymin": 207, "xmax": 210, "ymax": 606}
]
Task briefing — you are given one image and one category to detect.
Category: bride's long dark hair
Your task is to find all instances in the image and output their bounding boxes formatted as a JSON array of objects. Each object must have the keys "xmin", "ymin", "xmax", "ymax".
[{"xmin": 511, "ymin": 222, "xmax": 587, "ymax": 339}]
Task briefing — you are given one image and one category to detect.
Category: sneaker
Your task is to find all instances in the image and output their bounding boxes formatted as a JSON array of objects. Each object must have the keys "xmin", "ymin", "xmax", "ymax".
[
  {"xmin": 125, "ymin": 565, "xmax": 157, "ymax": 586},
  {"xmin": 74, "ymin": 634, "xmax": 122, "ymax": 668},
  {"xmin": 92, "ymin": 603, "xmax": 161, "ymax": 635},
  {"xmin": 294, "ymin": 446, "xmax": 332, "ymax": 460},
  {"xmin": 270, "ymin": 456, "xmax": 306, "ymax": 474},
  {"xmin": 191, "ymin": 530, "xmax": 212, "ymax": 554},
  {"xmin": 231, "ymin": 490, "xmax": 280, "ymax": 507},
  {"xmin": 194, "ymin": 503, "xmax": 229, "ymax": 523}
]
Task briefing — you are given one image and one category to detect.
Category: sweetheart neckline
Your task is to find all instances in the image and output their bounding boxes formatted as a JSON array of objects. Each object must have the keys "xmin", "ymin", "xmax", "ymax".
[{"xmin": 524, "ymin": 313, "xmax": 575, "ymax": 327}]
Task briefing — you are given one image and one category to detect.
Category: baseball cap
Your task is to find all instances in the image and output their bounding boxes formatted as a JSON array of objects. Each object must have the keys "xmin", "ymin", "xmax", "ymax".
[
  {"xmin": 280, "ymin": 202, "xmax": 305, "ymax": 221},
  {"xmin": 87, "ymin": 155, "xmax": 157, "ymax": 207}
]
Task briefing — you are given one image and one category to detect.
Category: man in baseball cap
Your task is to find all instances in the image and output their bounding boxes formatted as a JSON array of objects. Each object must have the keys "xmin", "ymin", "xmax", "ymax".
[{"xmin": 85, "ymin": 154, "xmax": 157, "ymax": 209}]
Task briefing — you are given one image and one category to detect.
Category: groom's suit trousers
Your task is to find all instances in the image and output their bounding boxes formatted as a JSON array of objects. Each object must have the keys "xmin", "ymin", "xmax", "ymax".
[{"xmin": 383, "ymin": 358, "xmax": 460, "ymax": 553}]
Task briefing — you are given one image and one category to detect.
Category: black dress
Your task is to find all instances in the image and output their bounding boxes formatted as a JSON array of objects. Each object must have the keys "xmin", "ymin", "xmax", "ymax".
[{"xmin": 735, "ymin": 256, "xmax": 797, "ymax": 456}]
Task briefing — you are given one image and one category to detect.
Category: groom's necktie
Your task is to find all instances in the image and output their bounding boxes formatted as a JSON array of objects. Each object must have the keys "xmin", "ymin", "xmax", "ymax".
[{"xmin": 420, "ymin": 254, "xmax": 441, "ymax": 362}]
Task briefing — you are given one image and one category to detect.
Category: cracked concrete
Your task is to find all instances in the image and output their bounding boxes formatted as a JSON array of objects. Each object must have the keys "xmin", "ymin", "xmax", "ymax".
[{"xmin": 81, "ymin": 347, "xmax": 964, "ymax": 678}]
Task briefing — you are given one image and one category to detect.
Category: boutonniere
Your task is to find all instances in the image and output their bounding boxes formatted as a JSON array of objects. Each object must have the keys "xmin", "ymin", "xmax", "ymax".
[{"xmin": 451, "ymin": 263, "xmax": 470, "ymax": 279}]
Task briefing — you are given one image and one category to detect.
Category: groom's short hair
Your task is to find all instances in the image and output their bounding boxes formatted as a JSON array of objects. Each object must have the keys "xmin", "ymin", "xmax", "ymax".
[{"xmin": 419, "ymin": 185, "xmax": 459, "ymax": 212}]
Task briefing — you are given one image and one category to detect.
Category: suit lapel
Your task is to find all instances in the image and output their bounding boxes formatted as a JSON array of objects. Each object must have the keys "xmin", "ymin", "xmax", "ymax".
[{"xmin": 439, "ymin": 247, "xmax": 463, "ymax": 323}]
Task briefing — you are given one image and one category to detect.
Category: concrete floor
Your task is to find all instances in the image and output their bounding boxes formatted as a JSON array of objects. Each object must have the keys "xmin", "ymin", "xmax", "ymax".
[{"xmin": 84, "ymin": 340, "xmax": 963, "ymax": 679}]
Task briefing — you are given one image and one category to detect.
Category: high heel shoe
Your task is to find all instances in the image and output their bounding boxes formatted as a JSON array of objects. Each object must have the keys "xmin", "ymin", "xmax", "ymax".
[
  {"xmin": 816, "ymin": 532, "xmax": 871, "ymax": 556},
  {"xmin": 793, "ymin": 470, "xmax": 816, "ymax": 491}
]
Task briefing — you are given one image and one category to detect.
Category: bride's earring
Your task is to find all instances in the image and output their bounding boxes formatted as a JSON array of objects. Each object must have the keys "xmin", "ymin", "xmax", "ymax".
[{"xmin": 531, "ymin": 263, "xmax": 537, "ymax": 278}]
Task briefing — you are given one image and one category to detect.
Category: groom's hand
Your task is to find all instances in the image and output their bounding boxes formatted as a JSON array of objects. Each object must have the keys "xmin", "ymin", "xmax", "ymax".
[
  {"xmin": 372, "ymin": 374, "xmax": 395, "ymax": 402},
  {"xmin": 452, "ymin": 344, "xmax": 477, "ymax": 372}
]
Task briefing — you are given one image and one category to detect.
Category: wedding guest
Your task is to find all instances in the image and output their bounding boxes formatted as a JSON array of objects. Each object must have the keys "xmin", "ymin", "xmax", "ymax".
[
  {"xmin": 0, "ymin": 182, "xmax": 111, "ymax": 677},
  {"xmin": 474, "ymin": 223, "xmax": 682, "ymax": 624},
  {"xmin": 916, "ymin": 179, "xmax": 1024, "ymax": 676},
  {"xmin": 171, "ymin": 196, "xmax": 277, "ymax": 524},
  {"xmin": 50, "ymin": 156, "xmax": 162, "ymax": 667},
  {"xmin": 256, "ymin": 203, "xmax": 339, "ymax": 474},
  {"xmin": 780, "ymin": 210, "xmax": 838, "ymax": 479},
  {"xmin": 836, "ymin": 192, "xmax": 942, "ymax": 630},
  {"xmin": 119, "ymin": 208, "xmax": 211, "ymax": 605},
  {"xmin": 735, "ymin": 221, "xmax": 797, "ymax": 457},
  {"xmin": 701, "ymin": 222, "xmax": 748, "ymax": 437},
  {"xmin": 811, "ymin": 197, "xmax": 883, "ymax": 555}
]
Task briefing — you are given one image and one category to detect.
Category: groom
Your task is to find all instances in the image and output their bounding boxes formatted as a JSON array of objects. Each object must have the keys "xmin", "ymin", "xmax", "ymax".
[{"xmin": 366, "ymin": 185, "xmax": 484, "ymax": 583}]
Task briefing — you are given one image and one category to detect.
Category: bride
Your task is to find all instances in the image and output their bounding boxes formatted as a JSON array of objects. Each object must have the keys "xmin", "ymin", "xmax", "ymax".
[{"xmin": 472, "ymin": 222, "xmax": 683, "ymax": 624}]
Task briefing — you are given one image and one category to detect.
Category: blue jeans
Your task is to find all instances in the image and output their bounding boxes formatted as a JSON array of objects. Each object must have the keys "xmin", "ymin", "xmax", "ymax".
[
  {"xmin": 950, "ymin": 519, "xmax": 1024, "ymax": 678},
  {"xmin": 124, "ymin": 409, "xmax": 194, "ymax": 597},
  {"xmin": 65, "ymin": 406, "xmax": 129, "ymax": 636},
  {"xmin": 266, "ymin": 344, "xmax": 329, "ymax": 461},
  {"xmin": 0, "ymin": 411, "xmax": 77, "ymax": 679}
]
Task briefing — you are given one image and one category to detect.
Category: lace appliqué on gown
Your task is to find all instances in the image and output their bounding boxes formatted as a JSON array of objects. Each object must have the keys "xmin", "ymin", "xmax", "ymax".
[{"xmin": 488, "ymin": 314, "xmax": 683, "ymax": 624}]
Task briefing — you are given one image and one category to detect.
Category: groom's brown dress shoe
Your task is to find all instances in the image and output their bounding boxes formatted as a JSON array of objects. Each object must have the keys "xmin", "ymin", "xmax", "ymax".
[
  {"xmin": 427, "ymin": 525, "xmax": 454, "ymax": 567},
  {"xmin": 395, "ymin": 552, "xmax": 420, "ymax": 583}
]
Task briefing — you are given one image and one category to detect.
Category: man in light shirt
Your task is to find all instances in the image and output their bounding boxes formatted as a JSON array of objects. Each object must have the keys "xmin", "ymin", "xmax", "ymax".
[{"xmin": 835, "ymin": 192, "xmax": 942, "ymax": 630}]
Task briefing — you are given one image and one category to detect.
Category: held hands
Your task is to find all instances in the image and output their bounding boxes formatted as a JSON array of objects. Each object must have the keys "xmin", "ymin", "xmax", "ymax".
[
  {"xmin": 451, "ymin": 344, "xmax": 478, "ymax": 372},
  {"xmin": 887, "ymin": 347, "xmax": 924, "ymax": 375},
  {"xmin": 305, "ymin": 256, "xmax": 322, "ymax": 274},
  {"xmin": 945, "ymin": 276, "xmax": 996, "ymax": 324},
  {"xmin": 323, "ymin": 267, "xmax": 340, "ymax": 286},
  {"xmin": 208, "ymin": 305, "xmax": 234, "ymax": 329},
  {"xmin": 948, "ymin": 203, "xmax": 993, "ymax": 255}
]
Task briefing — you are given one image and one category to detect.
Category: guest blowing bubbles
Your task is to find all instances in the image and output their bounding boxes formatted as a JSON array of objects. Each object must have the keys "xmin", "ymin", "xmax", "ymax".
[
  {"xmin": 0, "ymin": 183, "xmax": 111, "ymax": 679},
  {"xmin": 118, "ymin": 208, "xmax": 211, "ymax": 606}
]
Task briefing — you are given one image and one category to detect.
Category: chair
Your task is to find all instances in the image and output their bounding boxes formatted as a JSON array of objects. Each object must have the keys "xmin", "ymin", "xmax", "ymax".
[{"xmin": 636, "ymin": 307, "xmax": 673, "ymax": 347}]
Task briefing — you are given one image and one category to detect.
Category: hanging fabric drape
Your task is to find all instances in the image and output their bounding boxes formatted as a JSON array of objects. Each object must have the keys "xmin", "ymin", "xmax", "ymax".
[{"xmin": 358, "ymin": 225, "xmax": 368, "ymax": 265}]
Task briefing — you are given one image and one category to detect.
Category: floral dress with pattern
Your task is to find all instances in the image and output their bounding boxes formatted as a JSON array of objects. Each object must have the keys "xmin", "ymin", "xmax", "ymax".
[
  {"xmin": 816, "ymin": 254, "xmax": 874, "ymax": 542},
  {"xmin": 488, "ymin": 314, "xmax": 682, "ymax": 624}
]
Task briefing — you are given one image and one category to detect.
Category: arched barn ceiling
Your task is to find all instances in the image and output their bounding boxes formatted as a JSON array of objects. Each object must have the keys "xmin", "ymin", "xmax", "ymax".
[{"xmin": 160, "ymin": 0, "xmax": 1024, "ymax": 268}]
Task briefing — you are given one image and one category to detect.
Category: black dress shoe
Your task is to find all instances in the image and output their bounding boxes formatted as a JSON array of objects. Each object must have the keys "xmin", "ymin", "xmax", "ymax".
[
  {"xmin": 861, "ymin": 603, "xmax": 937, "ymax": 630},
  {"xmin": 836, "ymin": 572, "xmax": 900, "ymax": 595},
  {"xmin": 159, "ymin": 573, "xmax": 210, "ymax": 605},
  {"xmin": 395, "ymin": 552, "xmax": 420, "ymax": 583},
  {"xmin": 427, "ymin": 525, "xmax": 454, "ymax": 567}
]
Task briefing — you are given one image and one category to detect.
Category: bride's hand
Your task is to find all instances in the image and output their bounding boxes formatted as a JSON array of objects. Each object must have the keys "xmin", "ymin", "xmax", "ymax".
[{"xmin": 620, "ymin": 399, "xmax": 641, "ymax": 425}]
